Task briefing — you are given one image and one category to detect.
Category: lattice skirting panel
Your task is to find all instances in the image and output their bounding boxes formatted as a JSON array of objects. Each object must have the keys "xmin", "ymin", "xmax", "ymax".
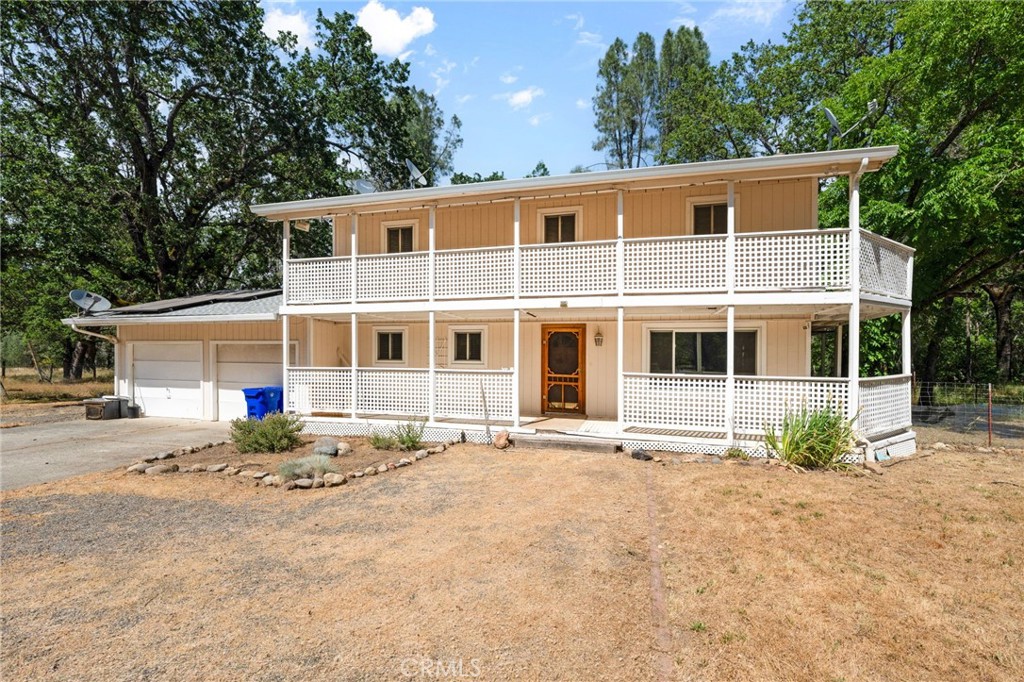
[{"xmin": 300, "ymin": 418, "xmax": 495, "ymax": 445}]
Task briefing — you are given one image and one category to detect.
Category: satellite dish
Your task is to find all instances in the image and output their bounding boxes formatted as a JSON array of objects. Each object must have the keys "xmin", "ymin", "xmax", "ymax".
[
  {"xmin": 344, "ymin": 178, "xmax": 378, "ymax": 194},
  {"xmin": 822, "ymin": 99, "xmax": 878, "ymax": 150},
  {"xmin": 405, "ymin": 158, "xmax": 428, "ymax": 188},
  {"xmin": 69, "ymin": 289, "xmax": 112, "ymax": 314}
]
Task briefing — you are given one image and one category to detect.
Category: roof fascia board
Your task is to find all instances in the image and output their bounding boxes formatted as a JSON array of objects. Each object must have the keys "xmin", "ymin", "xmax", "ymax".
[
  {"xmin": 61, "ymin": 313, "xmax": 279, "ymax": 327},
  {"xmin": 251, "ymin": 146, "xmax": 898, "ymax": 220}
]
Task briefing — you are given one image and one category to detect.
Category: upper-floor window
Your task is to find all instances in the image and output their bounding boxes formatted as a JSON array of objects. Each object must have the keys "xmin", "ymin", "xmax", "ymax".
[
  {"xmin": 650, "ymin": 329, "xmax": 757, "ymax": 375},
  {"xmin": 543, "ymin": 213, "xmax": 577, "ymax": 243},
  {"xmin": 386, "ymin": 225, "xmax": 414, "ymax": 253},
  {"xmin": 693, "ymin": 203, "xmax": 728, "ymax": 235}
]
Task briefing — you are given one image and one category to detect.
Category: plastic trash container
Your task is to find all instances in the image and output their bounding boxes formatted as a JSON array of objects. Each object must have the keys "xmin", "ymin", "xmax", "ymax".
[
  {"xmin": 84, "ymin": 397, "xmax": 120, "ymax": 420},
  {"xmin": 261, "ymin": 385, "xmax": 283, "ymax": 414},
  {"xmin": 102, "ymin": 395, "xmax": 129, "ymax": 419},
  {"xmin": 242, "ymin": 387, "xmax": 268, "ymax": 420}
]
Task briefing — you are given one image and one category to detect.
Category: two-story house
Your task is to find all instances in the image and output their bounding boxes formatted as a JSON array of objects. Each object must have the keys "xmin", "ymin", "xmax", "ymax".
[{"xmin": 66, "ymin": 146, "xmax": 916, "ymax": 460}]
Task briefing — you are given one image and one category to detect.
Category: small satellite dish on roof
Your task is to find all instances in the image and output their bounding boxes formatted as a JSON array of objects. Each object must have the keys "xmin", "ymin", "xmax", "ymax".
[
  {"xmin": 69, "ymin": 289, "xmax": 112, "ymax": 314},
  {"xmin": 405, "ymin": 158, "xmax": 428, "ymax": 188},
  {"xmin": 344, "ymin": 178, "xmax": 378, "ymax": 194},
  {"xmin": 822, "ymin": 99, "xmax": 878, "ymax": 150}
]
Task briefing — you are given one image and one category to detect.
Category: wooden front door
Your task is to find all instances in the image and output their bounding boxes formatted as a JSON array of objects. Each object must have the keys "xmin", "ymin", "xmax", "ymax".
[{"xmin": 541, "ymin": 325, "xmax": 586, "ymax": 414}]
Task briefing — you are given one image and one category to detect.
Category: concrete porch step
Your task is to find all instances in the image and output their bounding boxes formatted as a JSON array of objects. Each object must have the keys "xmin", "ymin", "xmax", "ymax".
[{"xmin": 512, "ymin": 433, "xmax": 623, "ymax": 454}]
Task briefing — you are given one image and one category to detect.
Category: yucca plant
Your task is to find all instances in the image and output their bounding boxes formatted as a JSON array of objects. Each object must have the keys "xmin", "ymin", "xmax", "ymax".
[{"xmin": 764, "ymin": 403, "xmax": 856, "ymax": 471}]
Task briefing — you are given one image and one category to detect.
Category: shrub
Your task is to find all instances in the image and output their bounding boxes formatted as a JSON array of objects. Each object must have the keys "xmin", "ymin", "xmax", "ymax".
[
  {"xmin": 764, "ymin": 403, "xmax": 855, "ymax": 471},
  {"xmin": 368, "ymin": 419, "xmax": 425, "ymax": 451},
  {"xmin": 724, "ymin": 447, "xmax": 749, "ymax": 460},
  {"xmin": 278, "ymin": 454, "xmax": 339, "ymax": 481},
  {"xmin": 231, "ymin": 413, "xmax": 304, "ymax": 453}
]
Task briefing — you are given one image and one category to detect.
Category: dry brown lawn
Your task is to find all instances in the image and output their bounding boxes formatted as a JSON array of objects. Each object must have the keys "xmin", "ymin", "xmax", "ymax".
[
  {"xmin": 1, "ymin": 368, "xmax": 113, "ymax": 405},
  {"xmin": 1, "ymin": 435, "xmax": 1022, "ymax": 681}
]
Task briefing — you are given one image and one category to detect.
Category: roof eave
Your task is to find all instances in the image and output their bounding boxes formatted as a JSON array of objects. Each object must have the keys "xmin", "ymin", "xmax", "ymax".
[{"xmin": 62, "ymin": 312, "xmax": 280, "ymax": 327}]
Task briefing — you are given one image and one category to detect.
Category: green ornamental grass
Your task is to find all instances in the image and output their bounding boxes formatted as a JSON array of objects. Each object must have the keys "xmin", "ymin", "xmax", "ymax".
[{"xmin": 764, "ymin": 403, "xmax": 856, "ymax": 471}]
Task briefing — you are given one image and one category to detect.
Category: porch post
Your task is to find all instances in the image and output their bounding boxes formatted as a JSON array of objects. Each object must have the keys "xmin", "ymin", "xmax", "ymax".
[
  {"xmin": 513, "ymin": 198, "xmax": 521, "ymax": 301},
  {"xmin": 726, "ymin": 306, "xmax": 736, "ymax": 445},
  {"xmin": 616, "ymin": 190, "xmax": 624, "ymax": 296},
  {"xmin": 428, "ymin": 311, "xmax": 436, "ymax": 423},
  {"xmin": 902, "ymin": 310, "xmax": 911, "ymax": 375},
  {"xmin": 726, "ymin": 181, "xmax": 736, "ymax": 446},
  {"xmin": 512, "ymin": 309, "xmax": 521, "ymax": 428},
  {"xmin": 617, "ymin": 306, "xmax": 624, "ymax": 428},
  {"xmin": 350, "ymin": 313, "xmax": 358, "ymax": 418},
  {"xmin": 428, "ymin": 206, "xmax": 437, "ymax": 423},
  {"xmin": 282, "ymin": 220, "xmax": 291, "ymax": 412},
  {"xmin": 848, "ymin": 171, "xmax": 862, "ymax": 430},
  {"xmin": 350, "ymin": 214, "xmax": 358, "ymax": 304}
]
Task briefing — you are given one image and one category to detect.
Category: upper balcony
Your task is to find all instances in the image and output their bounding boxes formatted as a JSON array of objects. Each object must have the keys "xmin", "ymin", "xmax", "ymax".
[{"xmin": 284, "ymin": 227, "xmax": 913, "ymax": 310}]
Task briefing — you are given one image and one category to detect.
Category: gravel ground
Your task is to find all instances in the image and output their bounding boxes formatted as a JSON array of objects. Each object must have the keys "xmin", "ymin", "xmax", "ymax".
[{"xmin": 0, "ymin": 402, "xmax": 83, "ymax": 428}]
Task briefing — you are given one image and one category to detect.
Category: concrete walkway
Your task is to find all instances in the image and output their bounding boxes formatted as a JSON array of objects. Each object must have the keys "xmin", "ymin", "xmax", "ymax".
[{"xmin": 0, "ymin": 418, "xmax": 231, "ymax": 491}]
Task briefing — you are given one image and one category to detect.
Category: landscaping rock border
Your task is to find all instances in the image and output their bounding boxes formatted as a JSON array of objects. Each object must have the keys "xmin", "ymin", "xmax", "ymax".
[{"xmin": 124, "ymin": 439, "xmax": 459, "ymax": 491}]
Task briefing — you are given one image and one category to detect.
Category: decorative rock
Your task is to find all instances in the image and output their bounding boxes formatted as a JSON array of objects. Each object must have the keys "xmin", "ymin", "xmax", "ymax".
[
  {"xmin": 336, "ymin": 442, "xmax": 353, "ymax": 457},
  {"xmin": 351, "ymin": 470, "xmax": 364, "ymax": 478},
  {"xmin": 447, "ymin": 439, "xmax": 457, "ymax": 447},
  {"xmin": 311, "ymin": 478, "xmax": 325, "ymax": 489},
  {"xmin": 653, "ymin": 457, "xmax": 663, "ymax": 463},
  {"xmin": 631, "ymin": 449, "xmax": 653, "ymax": 462},
  {"xmin": 145, "ymin": 464, "xmax": 177, "ymax": 475},
  {"xmin": 671, "ymin": 457, "xmax": 681, "ymax": 465},
  {"xmin": 398, "ymin": 458, "xmax": 411, "ymax": 466},
  {"xmin": 207, "ymin": 463, "xmax": 228, "ymax": 473},
  {"xmin": 143, "ymin": 455, "xmax": 159, "ymax": 463},
  {"xmin": 932, "ymin": 442, "xmax": 951, "ymax": 450},
  {"xmin": 415, "ymin": 449, "xmax": 428, "ymax": 460},
  {"xmin": 294, "ymin": 478, "xmax": 314, "ymax": 489},
  {"xmin": 251, "ymin": 471, "xmax": 269, "ymax": 479},
  {"xmin": 710, "ymin": 456, "xmax": 723, "ymax": 464},
  {"xmin": 224, "ymin": 467, "xmax": 240, "ymax": 476},
  {"xmin": 377, "ymin": 464, "xmax": 389, "ymax": 474},
  {"xmin": 177, "ymin": 466, "xmax": 193, "ymax": 473},
  {"xmin": 156, "ymin": 451, "xmax": 175, "ymax": 460},
  {"xmin": 312, "ymin": 436, "xmax": 339, "ymax": 456},
  {"xmin": 126, "ymin": 462, "xmax": 150, "ymax": 473},
  {"xmin": 427, "ymin": 446, "xmax": 444, "ymax": 455},
  {"xmin": 386, "ymin": 462, "xmax": 397, "ymax": 471},
  {"xmin": 281, "ymin": 480, "xmax": 296, "ymax": 491},
  {"xmin": 323, "ymin": 473, "xmax": 347, "ymax": 487},
  {"xmin": 262, "ymin": 475, "xmax": 279, "ymax": 486},
  {"xmin": 493, "ymin": 430, "xmax": 511, "ymax": 450},
  {"xmin": 365, "ymin": 466, "xmax": 378, "ymax": 476}
]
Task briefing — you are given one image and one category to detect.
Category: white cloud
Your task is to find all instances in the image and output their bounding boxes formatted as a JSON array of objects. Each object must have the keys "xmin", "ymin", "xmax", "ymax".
[
  {"xmin": 464, "ymin": 56, "xmax": 479, "ymax": 73},
  {"xmin": 262, "ymin": 7, "xmax": 314, "ymax": 49},
  {"xmin": 576, "ymin": 31, "xmax": 604, "ymax": 48},
  {"xmin": 576, "ymin": 98, "xmax": 589, "ymax": 110},
  {"xmin": 709, "ymin": 0, "xmax": 786, "ymax": 27},
  {"xmin": 356, "ymin": 0, "xmax": 436, "ymax": 57},
  {"xmin": 424, "ymin": 43, "xmax": 437, "ymax": 57},
  {"xmin": 500, "ymin": 73, "xmax": 518, "ymax": 85},
  {"xmin": 528, "ymin": 113, "xmax": 551, "ymax": 127},
  {"xmin": 455, "ymin": 94, "xmax": 475, "ymax": 105},
  {"xmin": 431, "ymin": 58, "xmax": 457, "ymax": 93},
  {"xmin": 494, "ymin": 86, "xmax": 545, "ymax": 110},
  {"xmin": 670, "ymin": 16, "xmax": 698, "ymax": 29},
  {"xmin": 565, "ymin": 13, "xmax": 585, "ymax": 31}
]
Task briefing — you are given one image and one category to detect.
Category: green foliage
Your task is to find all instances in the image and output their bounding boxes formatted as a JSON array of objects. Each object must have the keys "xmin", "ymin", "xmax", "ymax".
[
  {"xmin": 724, "ymin": 447, "xmax": 749, "ymax": 461},
  {"xmin": 525, "ymin": 161, "xmax": 550, "ymax": 178},
  {"xmin": 368, "ymin": 420, "xmax": 425, "ymax": 451},
  {"xmin": 278, "ymin": 454, "xmax": 339, "ymax": 481},
  {"xmin": 231, "ymin": 413, "xmax": 304, "ymax": 453},
  {"xmin": 450, "ymin": 170, "xmax": 505, "ymax": 185},
  {"xmin": 764, "ymin": 404, "xmax": 856, "ymax": 471},
  {"xmin": 592, "ymin": 32, "xmax": 662, "ymax": 168}
]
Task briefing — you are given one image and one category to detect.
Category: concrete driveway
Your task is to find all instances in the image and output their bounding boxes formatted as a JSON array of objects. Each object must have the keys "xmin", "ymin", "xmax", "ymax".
[{"xmin": 0, "ymin": 418, "xmax": 231, "ymax": 491}]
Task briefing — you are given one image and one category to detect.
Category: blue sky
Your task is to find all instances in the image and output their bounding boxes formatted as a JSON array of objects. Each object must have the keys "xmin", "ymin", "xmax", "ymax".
[{"xmin": 262, "ymin": 1, "xmax": 797, "ymax": 180}]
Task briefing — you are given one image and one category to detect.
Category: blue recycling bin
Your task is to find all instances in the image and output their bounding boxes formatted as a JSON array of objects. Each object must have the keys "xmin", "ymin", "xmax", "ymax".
[
  {"xmin": 242, "ymin": 387, "xmax": 268, "ymax": 420},
  {"xmin": 262, "ymin": 385, "xmax": 283, "ymax": 414}
]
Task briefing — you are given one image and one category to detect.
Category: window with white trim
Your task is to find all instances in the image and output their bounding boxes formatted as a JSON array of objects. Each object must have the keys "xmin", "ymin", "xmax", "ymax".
[
  {"xmin": 385, "ymin": 224, "xmax": 414, "ymax": 253},
  {"xmin": 693, "ymin": 203, "xmax": 728, "ymax": 235},
  {"xmin": 649, "ymin": 330, "xmax": 757, "ymax": 375},
  {"xmin": 543, "ymin": 213, "xmax": 576, "ymax": 243},
  {"xmin": 375, "ymin": 329, "xmax": 405, "ymax": 363},
  {"xmin": 453, "ymin": 330, "xmax": 483, "ymax": 363}
]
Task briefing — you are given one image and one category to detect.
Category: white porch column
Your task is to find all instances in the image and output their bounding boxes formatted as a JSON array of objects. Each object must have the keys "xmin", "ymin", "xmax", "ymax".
[
  {"xmin": 282, "ymin": 220, "xmax": 291, "ymax": 412},
  {"xmin": 726, "ymin": 181, "xmax": 736, "ymax": 294},
  {"xmin": 350, "ymin": 214, "xmax": 358, "ymax": 304},
  {"xmin": 428, "ymin": 311, "xmax": 436, "ymax": 423},
  {"xmin": 512, "ymin": 309, "xmax": 521, "ymax": 428},
  {"xmin": 513, "ymin": 198, "xmax": 521, "ymax": 301},
  {"xmin": 726, "ymin": 305, "xmax": 736, "ymax": 445},
  {"xmin": 350, "ymin": 313, "xmax": 358, "ymax": 418},
  {"xmin": 902, "ymin": 310, "xmax": 912, "ymax": 375},
  {"xmin": 428, "ymin": 206, "xmax": 437, "ymax": 423},
  {"xmin": 616, "ymin": 190, "xmax": 625, "ymax": 296},
  {"xmin": 617, "ymin": 306, "xmax": 625, "ymax": 427},
  {"xmin": 848, "ymin": 170, "xmax": 863, "ymax": 429}
]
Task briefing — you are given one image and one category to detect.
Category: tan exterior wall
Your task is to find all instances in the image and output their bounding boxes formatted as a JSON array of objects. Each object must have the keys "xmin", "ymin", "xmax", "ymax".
[{"xmin": 332, "ymin": 178, "xmax": 817, "ymax": 256}]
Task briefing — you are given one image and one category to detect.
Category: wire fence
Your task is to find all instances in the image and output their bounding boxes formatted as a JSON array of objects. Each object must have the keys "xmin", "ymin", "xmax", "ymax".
[{"xmin": 912, "ymin": 382, "xmax": 1024, "ymax": 443}]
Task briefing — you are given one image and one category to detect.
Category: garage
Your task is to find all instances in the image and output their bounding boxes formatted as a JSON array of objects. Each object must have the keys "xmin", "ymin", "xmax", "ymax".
[
  {"xmin": 215, "ymin": 343, "xmax": 287, "ymax": 421},
  {"xmin": 131, "ymin": 342, "xmax": 203, "ymax": 419}
]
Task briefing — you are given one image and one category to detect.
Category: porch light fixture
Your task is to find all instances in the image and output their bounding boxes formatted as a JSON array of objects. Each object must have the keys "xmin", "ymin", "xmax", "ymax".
[{"xmin": 594, "ymin": 328, "xmax": 604, "ymax": 347}]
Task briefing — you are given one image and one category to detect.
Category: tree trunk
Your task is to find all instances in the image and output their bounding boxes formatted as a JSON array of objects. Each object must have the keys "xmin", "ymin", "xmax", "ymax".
[
  {"xmin": 26, "ymin": 340, "xmax": 52, "ymax": 383},
  {"xmin": 917, "ymin": 297, "xmax": 955, "ymax": 406},
  {"xmin": 982, "ymin": 283, "xmax": 1017, "ymax": 382},
  {"xmin": 68, "ymin": 339, "xmax": 87, "ymax": 380}
]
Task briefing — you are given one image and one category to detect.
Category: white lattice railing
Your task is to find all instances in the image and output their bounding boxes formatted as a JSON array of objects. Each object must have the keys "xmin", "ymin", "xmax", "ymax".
[
  {"xmin": 859, "ymin": 374, "xmax": 912, "ymax": 438},
  {"xmin": 520, "ymin": 240, "xmax": 617, "ymax": 296},
  {"xmin": 623, "ymin": 373, "xmax": 727, "ymax": 431},
  {"xmin": 287, "ymin": 368, "xmax": 352, "ymax": 413},
  {"xmin": 624, "ymin": 235, "xmax": 727, "ymax": 292},
  {"xmin": 435, "ymin": 370, "xmax": 514, "ymax": 420},
  {"xmin": 284, "ymin": 228, "xmax": 912, "ymax": 304},
  {"xmin": 435, "ymin": 246, "xmax": 514, "ymax": 299},
  {"xmin": 860, "ymin": 230, "xmax": 913, "ymax": 299},
  {"xmin": 356, "ymin": 252, "xmax": 430, "ymax": 301},
  {"xmin": 355, "ymin": 368, "xmax": 430, "ymax": 415},
  {"xmin": 735, "ymin": 229, "xmax": 850, "ymax": 291},
  {"xmin": 287, "ymin": 258, "xmax": 351, "ymax": 304},
  {"xmin": 736, "ymin": 377, "xmax": 848, "ymax": 434}
]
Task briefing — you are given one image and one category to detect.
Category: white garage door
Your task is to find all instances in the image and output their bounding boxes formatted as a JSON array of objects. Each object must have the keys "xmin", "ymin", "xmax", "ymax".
[
  {"xmin": 216, "ymin": 343, "xmax": 287, "ymax": 421},
  {"xmin": 132, "ymin": 342, "xmax": 203, "ymax": 419}
]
